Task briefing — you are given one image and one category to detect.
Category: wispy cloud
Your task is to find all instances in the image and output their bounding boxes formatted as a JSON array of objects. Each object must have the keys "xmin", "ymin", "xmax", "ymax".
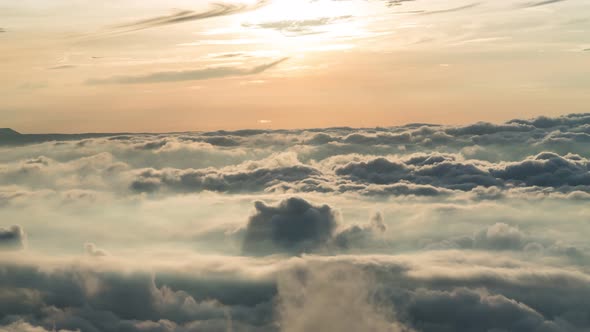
[
  {"xmin": 519, "ymin": 0, "xmax": 568, "ymax": 8},
  {"xmin": 450, "ymin": 36, "xmax": 512, "ymax": 46},
  {"xmin": 384, "ymin": 0, "xmax": 416, "ymax": 6},
  {"xmin": 107, "ymin": 1, "xmax": 270, "ymax": 34},
  {"xmin": 86, "ymin": 58, "xmax": 288, "ymax": 85},
  {"xmin": 243, "ymin": 16, "xmax": 352, "ymax": 36},
  {"xmin": 419, "ymin": 3, "xmax": 480, "ymax": 15},
  {"xmin": 17, "ymin": 82, "xmax": 48, "ymax": 91},
  {"xmin": 177, "ymin": 39, "xmax": 263, "ymax": 46},
  {"xmin": 49, "ymin": 65, "xmax": 76, "ymax": 70}
]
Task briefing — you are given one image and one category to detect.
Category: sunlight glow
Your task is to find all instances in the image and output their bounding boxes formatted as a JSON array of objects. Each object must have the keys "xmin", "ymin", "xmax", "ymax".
[
  {"xmin": 248, "ymin": 0, "xmax": 357, "ymax": 21},
  {"xmin": 233, "ymin": 0, "xmax": 369, "ymax": 55}
]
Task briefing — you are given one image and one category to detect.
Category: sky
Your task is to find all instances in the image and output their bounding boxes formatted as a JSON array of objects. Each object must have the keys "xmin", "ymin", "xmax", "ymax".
[
  {"xmin": 1, "ymin": 0, "xmax": 589, "ymax": 133},
  {"xmin": 2, "ymin": 2, "xmax": 590, "ymax": 332}
]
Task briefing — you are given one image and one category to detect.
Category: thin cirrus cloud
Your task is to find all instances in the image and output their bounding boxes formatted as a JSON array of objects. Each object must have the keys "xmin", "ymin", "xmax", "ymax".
[
  {"xmin": 333, "ymin": 0, "xmax": 415, "ymax": 7},
  {"xmin": 419, "ymin": 2, "xmax": 481, "ymax": 15},
  {"xmin": 49, "ymin": 65, "xmax": 77, "ymax": 70},
  {"xmin": 106, "ymin": 0, "xmax": 270, "ymax": 34},
  {"xmin": 86, "ymin": 57, "xmax": 288, "ymax": 85},
  {"xmin": 242, "ymin": 16, "xmax": 352, "ymax": 36},
  {"xmin": 519, "ymin": 0, "xmax": 568, "ymax": 8}
]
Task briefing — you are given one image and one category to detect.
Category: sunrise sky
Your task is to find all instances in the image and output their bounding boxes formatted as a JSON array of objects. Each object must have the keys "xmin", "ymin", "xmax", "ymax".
[
  {"xmin": 2, "ymin": 0, "xmax": 589, "ymax": 132},
  {"xmin": 4, "ymin": 2, "xmax": 590, "ymax": 332}
]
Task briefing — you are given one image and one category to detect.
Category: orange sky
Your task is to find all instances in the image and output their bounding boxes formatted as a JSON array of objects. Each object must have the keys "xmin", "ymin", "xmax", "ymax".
[{"xmin": 1, "ymin": 0, "xmax": 589, "ymax": 133}]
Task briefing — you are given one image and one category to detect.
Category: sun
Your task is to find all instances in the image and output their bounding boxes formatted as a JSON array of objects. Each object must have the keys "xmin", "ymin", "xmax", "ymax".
[
  {"xmin": 237, "ymin": 0, "xmax": 362, "ymax": 29},
  {"xmin": 255, "ymin": 0, "xmax": 331, "ymax": 21},
  {"xmin": 235, "ymin": 0, "xmax": 365, "ymax": 53}
]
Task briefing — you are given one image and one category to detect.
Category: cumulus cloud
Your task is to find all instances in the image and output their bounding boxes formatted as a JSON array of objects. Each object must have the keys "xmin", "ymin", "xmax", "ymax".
[
  {"xmin": 508, "ymin": 113, "xmax": 590, "ymax": 128},
  {"xmin": 4, "ymin": 113, "xmax": 590, "ymax": 199},
  {"xmin": 422, "ymin": 221, "xmax": 588, "ymax": 262},
  {"xmin": 334, "ymin": 154, "xmax": 501, "ymax": 191},
  {"xmin": 475, "ymin": 223, "xmax": 524, "ymax": 250},
  {"xmin": 84, "ymin": 242, "xmax": 109, "ymax": 257},
  {"xmin": 408, "ymin": 288, "xmax": 559, "ymax": 331},
  {"xmin": 334, "ymin": 211, "xmax": 387, "ymax": 249},
  {"xmin": 0, "ymin": 249, "xmax": 589, "ymax": 331},
  {"xmin": 492, "ymin": 152, "xmax": 590, "ymax": 188},
  {"xmin": 0, "ymin": 225, "xmax": 26, "ymax": 250},
  {"xmin": 242, "ymin": 197, "xmax": 339, "ymax": 255},
  {"xmin": 423, "ymin": 223, "xmax": 520, "ymax": 251},
  {"xmin": 0, "ymin": 258, "xmax": 274, "ymax": 332},
  {"xmin": 2, "ymin": 113, "xmax": 590, "ymax": 199},
  {"xmin": 0, "ymin": 321, "xmax": 77, "ymax": 332},
  {"xmin": 129, "ymin": 154, "xmax": 319, "ymax": 194}
]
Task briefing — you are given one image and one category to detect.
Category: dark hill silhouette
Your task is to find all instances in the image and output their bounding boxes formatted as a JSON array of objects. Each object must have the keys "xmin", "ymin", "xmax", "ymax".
[
  {"xmin": 0, "ymin": 128, "xmax": 21, "ymax": 136},
  {"xmin": 0, "ymin": 128, "xmax": 140, "ymax": 146}
]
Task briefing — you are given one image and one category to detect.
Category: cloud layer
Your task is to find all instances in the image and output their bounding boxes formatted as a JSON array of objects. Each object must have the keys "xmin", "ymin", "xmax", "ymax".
[
  {"xmin": 5, "ymin": 113, "xmax": 590, "ymax": 199},
  {"xmin": 2, "ymin": 113, "xmax": 590, "ymax": 331}
]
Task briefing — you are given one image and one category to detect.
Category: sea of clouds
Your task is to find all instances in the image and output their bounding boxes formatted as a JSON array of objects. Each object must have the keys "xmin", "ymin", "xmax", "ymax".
[{"xmin": 1, "ymin": 113, "xmax": 590, "ymax": 331}]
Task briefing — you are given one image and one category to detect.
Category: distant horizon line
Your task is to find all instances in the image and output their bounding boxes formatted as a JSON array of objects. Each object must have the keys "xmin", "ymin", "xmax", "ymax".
[{"xmin": 4, "ymin": 112, "xmax": 589, "ymax": 136}]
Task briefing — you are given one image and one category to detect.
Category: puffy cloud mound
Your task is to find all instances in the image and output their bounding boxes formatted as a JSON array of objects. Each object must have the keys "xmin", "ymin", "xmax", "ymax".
[
  {"xmin": 130, "ymin": 164, "xmax": 320, "ymax": 194},
  {"xmin": 1, "ymin": 250, "xmax": 590, "ymax": 331},
  {"xmin": 475, "ymin": 223, "xmax": 524, "ymax": 250},
  {"xmin": 242, "ymin": 198, "xmax": 390, "ymax": 255},
  {"xmin": 3, "ymin": 113, "xmax": 590, "ymax": 198},
  {"xmin": 242, "ymin": 197, "xmax": 339, "ymax": 255},
  {"xmin": 275, "ymin": 254, "xmax": 590, "ymax": 332},
  {"xmin": 492, "ymin": 152, "xmax": 590, "ymax": 188},
  {"xmin": 129, "ymin": 153, "xmax": 322, "ymax": 194},
  {"xmin": 0, "ymin": 321, "xmax": 77, "ymax": 332},
  {"xmin": 334, "ymin": 212, "xmax": 387, "ymax": 249},
  {"xmin": 84, "ymin": 243, "xmax": 109, "ymax": 257},
  {"xmin": 334, "ymin": 155, "xmax": 500, "ymax": 191},
  {"xmin": 422, "ymin": 222, "xmax": 589, "ymax": 260},
  {"xmin": 335, "ymin": 158, "xmax": 411, "ymax": 184},
  {"xmin": 0, "ymin": 260, "xmax": 276, "ymax": 332},
  {"xmin": 508, "ymin": 113, "xmax": 590, "ymax": 129},
  {"xmin": 408, "ymin": 288, "xmax": 561, "ymax": 332},
  {"xmin": 0, "ymin": 225, "xmax": 26, "ymax": 250}
]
